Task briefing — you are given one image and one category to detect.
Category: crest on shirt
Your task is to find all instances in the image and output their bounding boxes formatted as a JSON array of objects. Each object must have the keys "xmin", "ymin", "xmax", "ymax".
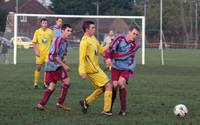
[{"xmin": 42, "ymin": 38, "xmax": 47, "ymax": 43}]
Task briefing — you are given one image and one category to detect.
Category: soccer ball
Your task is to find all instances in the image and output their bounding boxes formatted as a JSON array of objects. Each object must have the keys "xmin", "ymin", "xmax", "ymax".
[{"xmin": 173, "ymin": 104, "xmax": 188, "ymax": 117}]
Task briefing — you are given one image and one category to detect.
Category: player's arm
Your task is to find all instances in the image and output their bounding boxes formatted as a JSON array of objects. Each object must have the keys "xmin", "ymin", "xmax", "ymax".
[
  {"xmin": 55, "ymin": 56, "xmax": 70, "ymax": 72},
  {"xmin": 33, "ymin": 44, "xmax": 40, "ymax": 57},
  {"xmin": 97, "ymin": 39, "xmax": 108, "ymax": 55},
  {"xmin": 104, "ymin": 36, "xmax": 120, "ymax": 67},
  {"xmin": 50, "ymin": 39, "xmax": 69, "ymax": 71},
  {"xmin": 100, "ymin": 41, "xmax": 113, "ymax": 70},
  {"xmin": 32, "ymin": 30, "xmax": 40, "ymax": 57},
  {"xmin": 79, "ymin": 39, "xmax": 87, "ymax": 79}
]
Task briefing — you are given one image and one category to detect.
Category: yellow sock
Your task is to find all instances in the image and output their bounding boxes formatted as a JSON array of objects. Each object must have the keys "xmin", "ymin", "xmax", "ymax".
[
  {"xmin": 103, "ymin": 90, "xmax": 112, "ymax": 112},
  {"xmin": 34, "ymin": 70, "xmax": 40, "ymax": 86},
  {"xmin": 86, "ymin": 88, "xmax": 104, "ymax": 105}
]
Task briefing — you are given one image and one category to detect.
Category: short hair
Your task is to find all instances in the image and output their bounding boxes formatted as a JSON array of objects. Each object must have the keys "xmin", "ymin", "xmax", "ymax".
[
  {"xmin": 82, "ymin": 20, "xmax": 95, "ymax": 32},
  {"xmin": 61, "ymin": 24, "xmax": 72, "ymax": 30},
  {"xmin": 56, "ymin": 17, "xmax": 62, "ymax": 21},
  {"xmin": 40, "ymin": 18, "xmax": 48, "ymax": 23},
  {"xmin": 129, "ymin": 25, "xmax": 140, "ymax": 32}
]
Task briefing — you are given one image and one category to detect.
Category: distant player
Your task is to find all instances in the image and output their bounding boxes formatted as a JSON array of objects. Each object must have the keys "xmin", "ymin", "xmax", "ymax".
[
  {"xmin": 0, "ymin": 40, "xmax": 9, "ymax": 64},
  {"xmin": 50, "ymin": 18, "xmax": 63, "ymax": 38},
  {"xmin": 105, "ymin": 26, "xmax": 140, "ymax": 116},
  {"xmin": 32, "ymin": 18, "xmax": 54, "ymax": 89},
  {"xmin": 79, "ymin": 21, "xmax": 113, "ymax": 116},
  {"xmin": 36, "ymin": 24, "xmax": 72, "ymax": 112},
  {"xmin": 101, "ymin": 30, "xmax": 115, "ymax": 47},
  {"xmin": 101, "ymin": 30, "xmax": 115, "ymax": 70}
]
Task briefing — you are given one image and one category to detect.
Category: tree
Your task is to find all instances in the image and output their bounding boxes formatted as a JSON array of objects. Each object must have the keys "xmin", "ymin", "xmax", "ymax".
[
  {"xmin": 0, "ymin": 9, "xmax": 8, "ymax": 33},
  {"xmin": 51, "ymin": 0, "xmax": 142, "ymax": 16},
  {"xmin": 51, "ymin": 0, "xmax": 96, "ymax": 15},
  {"xmin": 145, "ymin": 0, "xmax": 198, "ymax": 47}
]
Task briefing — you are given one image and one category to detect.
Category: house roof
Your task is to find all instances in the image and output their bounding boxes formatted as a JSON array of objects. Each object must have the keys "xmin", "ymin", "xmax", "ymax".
[
  {"xmin": 109, "ymin": 19, "xmax": 129, "ymax": 33},
  {"xmin": 0, "ymin": 0, "xmax": 53, "ymax": 14}
]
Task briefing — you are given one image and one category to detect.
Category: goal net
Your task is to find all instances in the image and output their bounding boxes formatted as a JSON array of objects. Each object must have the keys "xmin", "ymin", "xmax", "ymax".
[{"xmin": 12, "ymin": 14, "xmax": 145, "ymax": 65}]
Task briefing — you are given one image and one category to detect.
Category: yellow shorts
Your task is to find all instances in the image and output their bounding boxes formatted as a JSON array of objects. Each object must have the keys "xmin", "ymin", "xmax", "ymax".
[
  {"xmin": 87, "ymin": 68, "xmax": 110, "ymax": 87},
  {"xmin": 35, "ymin": 54, "xmax": 48, "ymax": 65}
]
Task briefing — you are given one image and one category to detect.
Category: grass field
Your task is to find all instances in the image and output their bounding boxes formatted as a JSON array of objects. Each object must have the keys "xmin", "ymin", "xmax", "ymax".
[{"xmin": 0, "ymin": 48, "xmax": 200, "ymax": 125}]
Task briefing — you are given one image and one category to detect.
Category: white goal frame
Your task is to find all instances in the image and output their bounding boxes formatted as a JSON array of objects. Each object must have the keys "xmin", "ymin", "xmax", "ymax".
[{"xmin": 14, "ymin": 13, "xmax": 145, "ymax": 65}]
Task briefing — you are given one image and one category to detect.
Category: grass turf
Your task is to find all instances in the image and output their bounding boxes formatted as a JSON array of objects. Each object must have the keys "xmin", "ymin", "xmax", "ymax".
[{"xmin": 0, "ymin": 48, "xmax": 200, "ymax": 125}]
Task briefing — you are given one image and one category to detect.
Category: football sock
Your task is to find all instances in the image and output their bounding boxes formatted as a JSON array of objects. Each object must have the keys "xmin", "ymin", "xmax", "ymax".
[
  {"xmin": 86, "ymin": 88, "xmax": 103, "ymax": 105},
  {"xmin": 34, "ymin": 70, "xmax": 40, "ymax": 86},
  {"xmin": 120, "ymin": 88, "xmax": 126, "ymax": 112},
  {"xmin": 103, "ymin": 90, "xmax": 112, "ymax": 112},
  {"xmin": 39, "ymin": 89, "xmax": 53, "ymax": 106},
  {"xmin": 58, "ymin": 84, "xmax": 69, "ymax": 105},
  {"xmin": 111, "ymin": 88, "xmax": 117, "ymax": 110}
]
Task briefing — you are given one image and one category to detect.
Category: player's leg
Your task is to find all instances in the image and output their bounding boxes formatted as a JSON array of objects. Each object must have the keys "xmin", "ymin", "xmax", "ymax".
[
  {"xmin": 57, "ymin": 77, "xmax": 70, "ymax": 105},
  {"xmin": 34, "ymin": 55, "xmax": 46, "ymax": 89},
  {"xmin": 118, "ymin": 76, "xmax": 128, "ymax": 116},
  {"xmin": 56, "ymin": 77, "xmax": 71, "ymax": 112},
  {"xmin": 43, "ymin": 54, "xmax": 49, "ymax": 89},
  {"xmin": 86, "ymin": 87, "xmax": 104, "ymax": 105},
  {"xmin": 111, "ymin": 81, "xmax": 118, "ymax": 111},
  {"xmin": 80, "ymin": 85, "xmax": 104, "ymax": 114},
  {"xmin": 2, "ymin": 54, "xmax": 6, "ymax": 63},
  {"xmin": 42, "ymin": 72, "xmax": 47, "ymax": 89},
  {"xmin": 5, "ymin": 53, "xmax": 8, "ymax": 64},
  {"xmin": 80, "ymin": 70, "xmax": 108, "ymax": 114},
  {"xmin": 36, "ymin": 82, "xmax": 56, "ymax": 111},
  {"xmin": 52, "ymin": 68, "xmax": 71, "ymax": 112},
  {"xmin": 89, "ymin": 69, "xmax": 113, "ymax": 116},
  {"xmin": 118, "ymin": 70, "xmax": 133, "ymax": 116},
  {"xmin": 2, "ymin": 53, "xmax": 8, "ymax": 64},
  {"xmin": 34, "ymin": 63, "xmax": 42, "ymax": 89},
  {"xmin": 102, "ymin": 82, "xmax": 113, "ymax": 116},
  {"xmin": 110, "ymin": 68, "xmax": 120, "ymax": 111}
]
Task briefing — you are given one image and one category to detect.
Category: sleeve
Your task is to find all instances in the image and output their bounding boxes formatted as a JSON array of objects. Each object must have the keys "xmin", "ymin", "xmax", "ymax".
[
  {"xmin": 32, "ymin": 30, "xmax": 38, "ymax": 43},
  {"xmin": 48, "ymin": 38, "xmax": 59, "ymax": 62},
  {"xmin": 97, "ymin": 41, "xmax": 108, "ymax": 54},
  {"xmin": 79, "ymin": 39, "xmax": 87, "ymax": 75}
]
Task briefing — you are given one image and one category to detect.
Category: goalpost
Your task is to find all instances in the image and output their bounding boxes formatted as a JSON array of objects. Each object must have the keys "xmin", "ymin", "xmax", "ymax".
[{"xmin": 13, "ymin": 14, "xmax": 145, "ymax": 65}]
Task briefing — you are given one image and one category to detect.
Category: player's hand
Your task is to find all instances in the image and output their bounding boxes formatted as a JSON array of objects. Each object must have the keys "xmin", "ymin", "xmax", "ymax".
[
  {"xmin": 105, "ymin": 58, "xmax": 112, "ymax": 67},
  {"xmin": 63, "ymin": 64, "xmax": 70, "ymax": 72},
  {"xmin": 80, "ymin": 73, "xmax": 87, "ymax": 79}
]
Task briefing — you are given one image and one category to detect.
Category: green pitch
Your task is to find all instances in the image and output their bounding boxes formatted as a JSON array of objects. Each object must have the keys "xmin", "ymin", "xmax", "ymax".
[{"xmin": 0, "ymin": 48, "xmax": 200, "ymax": 125}]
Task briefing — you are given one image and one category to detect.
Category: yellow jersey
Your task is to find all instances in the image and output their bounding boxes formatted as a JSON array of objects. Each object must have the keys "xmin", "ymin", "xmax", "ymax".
[
  {"xmin": 79, "ymin": 35, "xmax": 107, "ymax": 75},
  {"xmin": 32, "ymin": 28, "xmax": 54, "ymax": 55}
]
